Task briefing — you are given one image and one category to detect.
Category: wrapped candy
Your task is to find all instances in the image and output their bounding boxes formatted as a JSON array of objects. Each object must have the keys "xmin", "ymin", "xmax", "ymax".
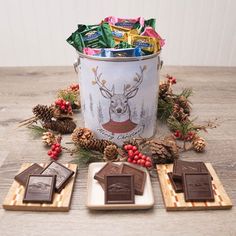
[{"xmin": 141, "ymin": 27, "xmax": 165, "ymax": 47}]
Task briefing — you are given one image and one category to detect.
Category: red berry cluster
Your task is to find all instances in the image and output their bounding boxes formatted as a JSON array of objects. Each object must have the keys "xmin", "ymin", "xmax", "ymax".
[
  {"xmin": 174, "ymin": 130, "xmax": 195, "ymax": 141},
  {"xmin": 69, "ymin": 84, "xmax": 79, "ymax": 91},
  {"xmin": 47, "ymin": 143, "xmax": 62, "ymax": 160},
  {"xmin": 55, "ymin": 98, "xmax": 72, "ymax": 113},
  {"xmin": 124, "ymin": 144, "xmax": 152, "ymax": 168},
  {"xmin": 166, "ymin": 74, "xmax": 176, "ymax": 84}
]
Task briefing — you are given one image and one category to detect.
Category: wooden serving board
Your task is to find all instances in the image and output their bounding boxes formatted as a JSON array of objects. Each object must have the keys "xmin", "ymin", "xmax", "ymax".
[
  {"xmin": 157, "ymin": 163, "xmax": 233, "ymax": 211},
  {"xmin": 3, "ymin": 163, "xmax": 77, "ymax": 212}
]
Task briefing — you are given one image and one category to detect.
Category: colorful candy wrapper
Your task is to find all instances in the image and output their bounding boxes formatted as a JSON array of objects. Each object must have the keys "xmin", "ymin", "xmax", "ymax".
[
  {"xmin": 104, "ymin": 16, "xmax": 145, "ymax": 29},
  {"xmin": 67, "ymin": 23, "xmax": 115, "ymax": 52},
  {"xmin": 141, "ymin": 27, "xmax": 165, "ymax": 47},
  {"xmin": 110, "ymin": 25, "xmax": 138, "ymax": 44},
  {"xmin": 128, "ymin": 34, "xmax": 159, "ymax": 53},
  {"xmin": 83, "ymin": 48, "xmax": 102, "ymax": 56},
  {"xmin": 132, "ymin": 18, "xmax": 156, "ymax": 34},
  {"xmin": 102, "ymin": 47, "xmax": 142, "ymax": 57},
  {"xmin": 115, "ymin": 41, "xmax": 134, "ymax": 49}
]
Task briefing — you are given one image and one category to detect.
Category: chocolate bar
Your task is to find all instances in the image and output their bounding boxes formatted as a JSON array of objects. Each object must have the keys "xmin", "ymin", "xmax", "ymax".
[
  {"xmin": 14, "ymin": 163, "xmax": 44, "ymax": 186},
  {"xmin": 172, "ymin": 160, "xmax": 210, "ymax": 180},
  {"xmin": 120, "ymin": 164, "xmax": 146, "ymax": 195},
  {"xmin": 182, "ymin": 173, "xmax": 214, "ymax": 202},
  {"xmin": 94, "ymin": 162, "xmax": 122, "ymax": 184},
  {"xmin": 167, "ymin": 172, "xmax": 183, "ymax": 193},
  {"xmin": 105, "ymin": 174, "xmax": 135, "ymax": 204},
  {"xmin": 40, "ymin": 161, "xmax": 74, "ymax": 193},
  {"xmin": 23, "ymin": 175, "xmax": 56, "ymax": 203}
]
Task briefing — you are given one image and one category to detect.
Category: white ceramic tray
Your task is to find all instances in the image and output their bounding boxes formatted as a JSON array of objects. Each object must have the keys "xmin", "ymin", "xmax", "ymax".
[{"xmin": 87, "ymin": 162, "xmax": 154, "ymax": 210}]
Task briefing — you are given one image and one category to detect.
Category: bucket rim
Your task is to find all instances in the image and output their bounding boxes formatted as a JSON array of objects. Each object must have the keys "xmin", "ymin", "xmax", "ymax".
[{"xmin": 76, "ymin": 50, "xmax": 161, "ymax": 62}]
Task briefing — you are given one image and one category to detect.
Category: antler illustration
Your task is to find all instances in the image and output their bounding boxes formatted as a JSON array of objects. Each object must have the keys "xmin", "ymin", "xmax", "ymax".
[
  {"xmin": 92, "ymin": 66, "xmax": 113, "ymax": 96},
  {"xmin": 124, "ymin": 65, "xmax": 147, "ymax": 96}
]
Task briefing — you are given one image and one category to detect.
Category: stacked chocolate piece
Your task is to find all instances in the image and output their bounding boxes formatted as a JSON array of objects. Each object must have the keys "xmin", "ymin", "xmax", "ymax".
[
  {"xmin": 14, "ymin": 161, "xmax": 74, "ymax": 204},
  {"xmin": 168, "ymin": 160, "xmax": 214, "ymax": 202},
  {"xmin": 94, "ymin": 162, "xmax": 146, "ymax": 204}
]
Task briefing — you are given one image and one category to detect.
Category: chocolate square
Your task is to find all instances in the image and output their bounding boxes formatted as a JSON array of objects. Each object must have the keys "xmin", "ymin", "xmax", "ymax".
[
  {"xmin": 40, "ymin": 161, "xmax": 74, "ymax": 193},
  {"xmin": 14, "ymin": 163, "xmax": 44, "ymax": 186},
  {"xmin": 173, "ymin": 160, "xmax": 210, "ymax": 180},
  {"xmin": 23, "ymin": 175, "xmax": 56, "ymax": 203},
  {"xmin": 167, "ymin": 172, "xmax": 183, "ymax": 193},
  {"xmin": 105, "ymin": 174, "xmax": 135, "ymax": 204},
  {"xmin": 183, "ymin": 173, "xmax": 214, "ymax": 202},
  {"xmin": 120, "ymin": 164, "xmax": 146, "ymax": 195},
  {"xmin": 94, "ymin": 162, "xmax": 122, "ymax": 184}
]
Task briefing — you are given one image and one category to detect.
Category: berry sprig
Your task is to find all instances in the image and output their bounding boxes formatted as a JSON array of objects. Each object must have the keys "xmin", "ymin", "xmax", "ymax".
[
  {"xmin": 124, "ymin": 144, "xmax": 152, "ymax": 168},
  {"xmin": 47, "ymin": 143, "xmax": 62, "ymax": 160},
  {"xmin": 69, "ymin": 84, "xmax": 80, "ymax": 92},
  {"xmin": 166, "ymin": 74, "xmax": 177, "ymax": 84},
  {"xmin": 174, "ymin": 130, "xmax": 196, "ymax": 141},
  {"xmin": 55, "ymin": 98, "xmax": 72, "ymax": 113}
]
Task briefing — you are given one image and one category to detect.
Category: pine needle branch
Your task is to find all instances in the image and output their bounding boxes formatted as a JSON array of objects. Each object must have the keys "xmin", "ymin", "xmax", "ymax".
[{"xmin": 27, "ymin": 124, "xmax": 47, "ymax": 138}]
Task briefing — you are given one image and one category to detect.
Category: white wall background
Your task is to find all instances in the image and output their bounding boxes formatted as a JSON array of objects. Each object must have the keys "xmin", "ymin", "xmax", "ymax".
[{"xmin": 0, "ymin": 0, "xmax": 235, "ymax": 67}]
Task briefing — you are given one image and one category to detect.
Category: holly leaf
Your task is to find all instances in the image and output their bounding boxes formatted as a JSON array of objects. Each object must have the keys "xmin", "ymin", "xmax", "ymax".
[
  {"xmin": 92, "ymin": 80, "xmax": 96, "ymax": 85},
  {"xmin": 133, "ymin": 77, "xmax": 139, "ymax": 82},
  {"xmin": 125, "ymin": 84, "xmax": 131, "ymax": 89},
  {"xmin": 102, "ymin": 80, "xmax": 106, "ymax": 85}
]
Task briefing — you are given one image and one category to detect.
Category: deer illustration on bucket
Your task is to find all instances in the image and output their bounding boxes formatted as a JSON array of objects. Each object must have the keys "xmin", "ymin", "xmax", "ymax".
[{"xmin": 92, "ymin": 65, "xmax": 147, "ymax": 133}]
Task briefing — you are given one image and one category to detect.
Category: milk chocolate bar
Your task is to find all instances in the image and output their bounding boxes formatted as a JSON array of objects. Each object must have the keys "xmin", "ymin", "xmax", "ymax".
[
  {"xmin": 23, "ymin": 175, "xmax": 56, "ymax": 204},
  {"xmin": 94, "ymin": 162, "xmax": 122, "ymax": 184},
  {"xmin": 167, "ymin": 172, "xmax": 183, "ymax": 193},
  {"xmin": 172, "ymin": 160, "xmax": 210, "ymax": 180},
  {"xmin": 120, "ymin": 163, "xmax": 146, "ymax": 195},
  {"xmin": 183, "ymin": 173, "xmax": 214, "ymax": 202},
  {"xmin": 40, "ymin": 161, "xmax": 74, "ymax": 193},
  {"xmin": 105, "ymin": 174, "xmax": 135, "ymax": 204},
  {"xmin": 14, "ymin": 163, "xmax": 44, "ymax": 186}
]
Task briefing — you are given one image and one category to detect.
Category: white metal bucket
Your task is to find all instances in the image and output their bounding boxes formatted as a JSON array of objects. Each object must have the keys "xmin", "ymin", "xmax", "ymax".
[{"xmin": 75, "ymin": 52, "xmax": 161, "ymax": 145}]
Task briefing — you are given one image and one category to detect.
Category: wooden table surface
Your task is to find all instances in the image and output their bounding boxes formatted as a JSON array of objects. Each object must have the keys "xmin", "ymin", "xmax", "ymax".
[{"xmin": 0, "ymin": 66, "xmax": 235, "ymax": 236}]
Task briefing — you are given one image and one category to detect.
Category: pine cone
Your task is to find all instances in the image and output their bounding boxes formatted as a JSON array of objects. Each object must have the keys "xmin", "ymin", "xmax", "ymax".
[
  {"xmin": 43, "ymin": 119, "xmax": 76, "ymax": 134},
  {"xmin": 147, "ymin": 137, "xmax": 179, "ymax": 165},
  {"xmin": 192, "ymin": 136, "xmax": 206, "ymax": 152},
  {"xmin": 71, "ymin": 128, "xmax": 93, "ymax": 144},
  {"xmin": 81, "ymin": 138, "xmax": 116, "ymax": 152},
  {"xmin": 42, "ymin": 131, "xmax": 56, "ymax": 146},
  {"xmin": 159, "ymin": 81, "xmax": 171, "ymax": 100},
  {"xmin": 103, "ymin": 144, "xmax": 118, "ymax": 161},
  {"xmin": 175, "ymin": 95, "xmax": 191, "ymax": 115},
  {"xmin": 172, "ymin": 104, "xmax": 189, "ymax": 122},
  {"xmin": 33, "ymin": 105, "xmax": 54, "ymax": 122}
]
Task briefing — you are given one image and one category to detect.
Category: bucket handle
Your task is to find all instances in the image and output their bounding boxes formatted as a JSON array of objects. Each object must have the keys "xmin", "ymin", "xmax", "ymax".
[
  {"xmin": 73, "ymin": 56, "xmax": 163, "ymax": 74},
  {"xmin": 73, "ymin": 57, "xmax": 80, "ymax": 74}
]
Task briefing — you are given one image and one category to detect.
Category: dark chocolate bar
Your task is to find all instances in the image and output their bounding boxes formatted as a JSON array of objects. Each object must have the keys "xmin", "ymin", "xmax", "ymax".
[
  {"xmin": 94, "ymin": 162, "xmax": 122, "ymax": 184},
  {"xmin": 105, "ymin": 174, "xmax": 135, "ymax": 204},
  {"xmin": 14, "ymin": 163, "xmax": 44, "ymax": 186},
  {"xmin": 23, "ymin": 175, "xmax": 56, "ymax": 203},
  {"xmin": 40, "ymin": 161, "xmax": 74, "ymax": 193},
  {"xmin": 120, "ymin": 163, "xmax": 146, "ymax": 195},
  {"xmin": 167, "ymin": 172, "xmax": 183, "ymax": 193},
  {"xmin": 182, "ymin": 172, "xmax": 214, "ymax": 202},
  {"xmin": 173, "ymin": 160, "xmax": 210, "ymax": 180}
]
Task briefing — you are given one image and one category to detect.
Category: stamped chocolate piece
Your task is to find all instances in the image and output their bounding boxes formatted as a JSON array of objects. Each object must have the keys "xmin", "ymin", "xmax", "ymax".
[
  {"xmin": 120, "ymin": 164, "xmax": 146, "ymax": 195},
  {"xmin": 40, "ymin": 161, "xmax": 74, "ymax": 193},
  {"xmin": 14, "ymin": 163, "xmax": 44, "ymax": 186},
  {"xmin": 183, "ymin": 173, "xmax": 214, "ymax": 202},
  {"xmin": 23, "ymin": 175, "xmax": 56, "ymax": 203},
  {"xmin": 167, "ymin": 172, "xmax": 183, "ymax": 193},
  {"xmin": 173, "ymin": 160, "xmax": 210, "ymax": 180},
  {"xmin": 94, "ymin": 162, "xmax": 122, "ymax": 184},
  {"xmin": 105, "ymin": 174, "xmax": 135, "ymax": 204}
]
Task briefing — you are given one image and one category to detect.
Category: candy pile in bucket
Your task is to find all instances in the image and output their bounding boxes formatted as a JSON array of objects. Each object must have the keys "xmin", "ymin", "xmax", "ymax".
[{"xmin": 67, "ymin": 16, "xmax": 165, "ymax": 57}]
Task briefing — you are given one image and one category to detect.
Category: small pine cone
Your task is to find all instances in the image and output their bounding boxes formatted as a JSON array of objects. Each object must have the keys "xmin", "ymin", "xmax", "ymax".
[
  {"xmin": 192, "ymin": 136, "xmax": 206, "ymax": 152},
  {"xmin": 85, "ymin": 139, "xmax": 116, "ymax": 152},
  {"xmin": 159, "ymin": 81, "xmax": 171, "ymax": 100},
  {"xmin": 172, "ymin": 104, "xmax": 189, "ymax": 122},
  {"xmin": 147, "ymin": 137, "xmax": 179, "ymax": 165},
  {"xmin": 103, "ymin": 144, "xmax": 118, "ymax": 161},
  {"xmin": 42, "ymin": 131, "xmax": 56, "ymax": 146},
  {"xmin": 43, "ymin": 119, "xmax": 76, "ymax": 134},
  {"xmin": 33, "ymin": 105, "xmax": 54, "ymax": 122},
  {"xmin": 176, "ymin": 96, "xmax": 191, "ymax": 115},
  {"xmin": 71, "ymin": 127, "xmax": 93, "ymax": 144}
]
